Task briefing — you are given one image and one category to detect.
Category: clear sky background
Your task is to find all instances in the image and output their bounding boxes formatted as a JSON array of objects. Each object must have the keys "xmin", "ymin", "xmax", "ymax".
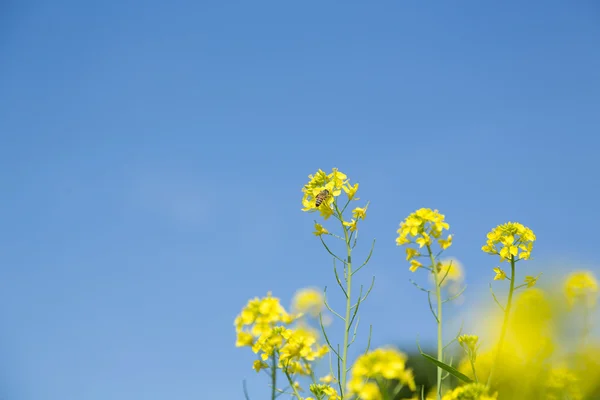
[{"xmin": 1, "ymin": 1, "xmax": 599, "ymax": 399}]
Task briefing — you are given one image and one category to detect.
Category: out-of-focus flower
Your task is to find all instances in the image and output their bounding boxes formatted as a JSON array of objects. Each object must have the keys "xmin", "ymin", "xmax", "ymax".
[
  {"xmin": 545, "ymin": 365, "xmax": 583, "ymax": 400},
  {"xmin": 234, "ymin": 292, "xmax": 298, "ymax": 343},
  {"xmin": 564, "ymin": 270, "xmax": 599, "ymax": 308},
  {"xmin": 291, "ymin": 287, "xmax": 324, "ymax": 317},
  {"xmin": 433, "ymin": 258, "xmax": 464, "ymax": 287},
  {"xmin": 441, "ymin": 383, "xmax": 497, "ymax": 400},
  {"xmin": 347, "ymin": 347, "xmax": 416, "ymax": 399}
]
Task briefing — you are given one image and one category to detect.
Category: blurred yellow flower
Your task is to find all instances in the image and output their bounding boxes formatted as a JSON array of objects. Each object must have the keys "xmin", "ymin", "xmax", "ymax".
[
  {"xmin": 348, "ymin": 347, "xmax": 416, "ymax": 399},
  {"xmin": 291, "ymin": 287, "xmax": 324, "ymax": 317},
  {"xmin": 441, "ymin": 383, "xmax": 497, "ymax": 400},
  {"xmin": 433, "ymin": 258, "xmax": 464, "ymax": 287},
  {"xmin": 564, "ymin": 270, "xmax": 599, "ymax": 308}
]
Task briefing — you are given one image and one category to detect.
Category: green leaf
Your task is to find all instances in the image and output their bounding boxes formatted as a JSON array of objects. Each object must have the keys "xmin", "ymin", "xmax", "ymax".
[{"xmin": 420, "ymin": 353, "xmax": 474, "ymax": 383}]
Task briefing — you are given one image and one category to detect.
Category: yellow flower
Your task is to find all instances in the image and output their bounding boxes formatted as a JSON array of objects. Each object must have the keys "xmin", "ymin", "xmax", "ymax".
[
  {"xmin": 313, "ymin": 222, "xmax": 329, "ymax": 236},
  {"xmin": 319, "ymin": 374, "xmax": 336, "ymax": 384},
  {"xmin": 252, "ymin": 360, "xmax": 269, "ymax": 372},
  {"xmin": 482, "ymin": 222, "xmax": 535, "ymax": 262},
  {"xmin": 409, "ymin": 259, "xmax": 422, "ymax": 272},
  {"xmin": 343, "ymin": 219, "xmax": 358, "ymax": 232},
  {"xmin": 310, "ymin": 383, "xmax": 340, "ymax": 400},
  {"xmin": 433, "ymin": 258, "xmax": 464, "ymax": 286},
  {"xmin": 235, "ymin": 331, "xmax": 254, "ymax": 347},
  {"xmin": 438, "ymin": 234, "xmax": 453, "ymax": 250},
  {"xmin": 545, "ymin": 365, "xmax": 583, "ymax": 400},
  {"xmin": 301, "ymin": 168, "xmax": 351, "ymax": 218},
  {"xmin": 458, "ymin": 334, "xmax": 479, "ymax": 361},
  {"xmin": 343, "ymin": 182, "xmax": 359, "ymax": 200},
  {"xmin": 406, "ymin": 247, "xmax": 420, "ymax": 261},
  {"xmin": 564, "ymin": 270, "xmax": 598, "ymax": 308},
  {"xmin": 524, "ymin": 275, "xmax": 538, "ymax": 288},
  {"xmin": 441, "ymin": 383, "xmax": 497, "ymax": 400},
  {"xmin": 291, "ymin": 287, "xmax": 324, "ymax": 317},
  {"xmin": 348, "ymin": 347, "xmax": 416, "ymax": 399},
  {"xmin": 352, "ymin": 204, "xmax": 368, "ymax": 220},
  {"xmin": 493, "ymin": 267, "xmax": 506, "ymax": 280}
]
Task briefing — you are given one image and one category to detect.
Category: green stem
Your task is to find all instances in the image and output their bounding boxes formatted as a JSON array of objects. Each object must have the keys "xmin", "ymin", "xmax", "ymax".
[
  {"xmin": 428, "ymin": 245, "xmax": 443, "ymax": 400},
  {"xmin": 271, "ymin": 353, "xmax": 277, "ymax": 400},
  {"xmin": 340, "ymin": 218, "xmax": 353, "ymax": 397},
  {"xmin": 470, "ymin": 358, "xmax": 479, "ymax": 383},
  {"xmin": 284, "ymin": 368, "xmax": 302, "ymax": 399},
  {"xmin": 487, "ymin": 256, "xmax": 516, "ymax": 387}
]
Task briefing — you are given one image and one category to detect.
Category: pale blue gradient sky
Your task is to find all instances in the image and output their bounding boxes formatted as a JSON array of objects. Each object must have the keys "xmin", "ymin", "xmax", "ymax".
[{"xmin": 1, "ymin": 1, "xmax": 599, "ymax": 399}]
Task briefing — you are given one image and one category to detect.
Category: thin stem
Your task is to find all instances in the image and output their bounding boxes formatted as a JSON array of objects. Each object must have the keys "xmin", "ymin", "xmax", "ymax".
[
  {"xmin": 487, "ymin": 256, "xmax": 516, "ymax": 387},
  {"xmin": 271, "ymin": 353, "xmax": 277, "ymax": 400},
  {"xmin": 427, "ymin": 244, "xmax": 443, "ymax": 400},
  {"xmin": 284, "ymin": 367, "xmax": 302, "ymax": 399},
  {"xmin": 470, "ymin": 358, "xmax": 479, "ymax": 383},
  {"xmin": 340, "ymin": 217, "xmax": 353, "ymax": 397}
]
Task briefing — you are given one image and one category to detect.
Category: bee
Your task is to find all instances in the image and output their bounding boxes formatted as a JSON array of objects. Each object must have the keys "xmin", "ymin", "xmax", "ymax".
[{"xmin": 315, "ymin": 189, "xmax": 330, "ymax": 207}]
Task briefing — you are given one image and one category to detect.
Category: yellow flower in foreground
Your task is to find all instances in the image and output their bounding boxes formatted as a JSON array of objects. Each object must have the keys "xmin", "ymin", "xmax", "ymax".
[
  {"xmin": 441, "ymin": 383, "xmax": 497, "ymax": 400},
  {"xmin": 493, "ymin": 267, "xmax": 506, "ymax": 281},
  {"xmin": 348, "ymin": 347, "xmax": 416, "ymax": 399},
  {"xmin": 310, "ymin": 383, "xmax": 340, "ymax": 400},
  {"xmin": 564, "ymin": 270, "xmax": 598, "ymax": 308},
  {"xmin": 313, "ymin": 222, "xmax": 329, "ymax": 236},
  {"xmin": 482, "ymin": 221, "xmax": 535, "ymax": 262},
  {"xmin": 545, "ymin": 365, "xmax": 583, "ymax": 400},
  {"xmin": 291, "ymin": 287, "xmax": 324, "ymax": 317},
  {"xmin": 252, "ymin": 359, "xmax": 269, "ymax": 372}
]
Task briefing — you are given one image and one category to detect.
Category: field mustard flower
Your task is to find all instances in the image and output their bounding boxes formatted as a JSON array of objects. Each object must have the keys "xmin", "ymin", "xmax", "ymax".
[
  {"xmin": 493, "ymin": 267, "xmax": 506, "ymax": 281},
  {"xmin": 441, "ymin": 383, "xmax": 497, "ymax": 400},
  {"xmin": 347, "ymin": 348, "xmax": 416, "ymax": 399},
  {"xmin": 564, "ymin": 270, "xmax": 598, "ymax": 308},
  {"xmin": 234, "ymin": 292, "xmax": 298, "ymax": 343},
  {"xmin": 482, "ymin": 222, "xmax": 536, "ymax": 262},
  {"xmin": 310, "ymin": 383, "xmax": 341, "ymax": 400},
  {"xmin": 458, "ymin": 335, "xmax": 480, "ymax": 360},
  {"xmin": 313, "ymin": 222, "xmax": 329, "ymax": 236},
  {"xmin": 302, "ymin": 168, "xmax": 354, "ymax": 219},
  {"xmin": 396, "ymin": 208, "xmax": 451, "ymax": 248},
  {"xmin": 545, "ymin": 366, "xmax": 583, "ymax": 400},
  {"xmin": 291, "ymin": 287, "xmax": 324, "ymax": 317}
]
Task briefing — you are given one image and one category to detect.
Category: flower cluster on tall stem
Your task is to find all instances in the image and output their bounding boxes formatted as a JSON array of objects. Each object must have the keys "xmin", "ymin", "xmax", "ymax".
[
  {"xmin": 301, "ymin": 168, "xmax": 375, "ymax": 398},
  {"xmin": 396, "ymin": 208, "xmax": 456, "ymax": 400},
  {"xmin": 483, "ymin": 221, "xmax": 537, "ymax": 388}
]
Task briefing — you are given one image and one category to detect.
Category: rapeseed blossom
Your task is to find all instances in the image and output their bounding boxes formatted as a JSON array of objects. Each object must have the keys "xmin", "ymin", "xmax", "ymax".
[
  {"xmin": 291, "ymin": 287, "xmax": 324, "ymax": 317},
  {"xmin": 347, "ymin": 348, "xmax": 416, "ymax": 399},
  {"xmin": 482, "ymin": 222, "xmax": 536, "ymax": 263},
  {"xmin": 396, "ymin": 208, "xmax": 452, "ymax": 251},
  {"xmin": 564, "ymin": 270, "xmax": 598, "ymax": 308}
]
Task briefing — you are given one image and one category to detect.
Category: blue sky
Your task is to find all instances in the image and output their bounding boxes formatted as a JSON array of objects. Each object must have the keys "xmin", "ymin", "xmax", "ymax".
[{"xmin": 1, "ymin": 1, "xmax": 599, "ymax": 399}]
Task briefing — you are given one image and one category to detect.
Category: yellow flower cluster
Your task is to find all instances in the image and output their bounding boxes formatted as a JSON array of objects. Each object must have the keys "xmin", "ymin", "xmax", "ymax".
[
  {"xmin": 397, "ymin": 208, "xmax": 452, "ymax": 272},
  {"xmin": 347, "ymin": 348, "xmax": 416, "ymax": 399},
  {"xmin": 564, "ymin": 270, "xmax": 599, "ymax": 308},
  {"xmin": 545, "ymin": 366, "xmax": 583, "ymax": 400},
  {"xmin": 252, "ymin": 326, "xmax": 329, "ymax": 375},
  {"xmin": 482, "ymin": 222, "xmax": 536, "ymax": 262},
  {"xmin": 307, "ymin": 383, "xmax": 341, "ymax": 400},
  {"xmin": 441, "ymin": 383, "xmax": 497, "ymax": 400},
  {"xmin": 457, "ymin": 334, "xmax": 479, "ymax": 361},
  {"xmin": 301, "ymin": 168, "xmax": 358, "ymax": 220},
  {"xmin": 234, "ymin": 292, "xmax": 298, "ymax": 347}
]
